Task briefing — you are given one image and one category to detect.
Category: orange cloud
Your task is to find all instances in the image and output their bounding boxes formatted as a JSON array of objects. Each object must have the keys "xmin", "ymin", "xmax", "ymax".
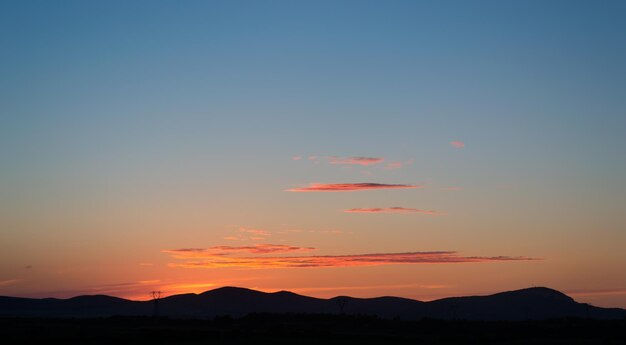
[
  {"xmin": 450, "ymin": 141, "xmax": 465, "ymax": 148},
  {"xmin": 166, "ymin": 251, "xmax": 537, "ymax": 269},
  {"xmin": 287, "ymin": 183, "xmax": 421, "ymax": 192},
  {"xmin": 344, "ymin": 207, "xmax": 444, "ymax": 215},
  {"xmin": 163, "ymin": 244, "xmax": 316, "ymax": 258},
  {"xmin": 327, "ymin": 156, "xmax": 384, "ymax": 166}
]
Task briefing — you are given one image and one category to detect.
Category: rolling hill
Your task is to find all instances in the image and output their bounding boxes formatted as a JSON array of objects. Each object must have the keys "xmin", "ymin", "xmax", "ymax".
[{"xmin": 1, "ymin": 286, "xmax": 624, "ymax": 320}]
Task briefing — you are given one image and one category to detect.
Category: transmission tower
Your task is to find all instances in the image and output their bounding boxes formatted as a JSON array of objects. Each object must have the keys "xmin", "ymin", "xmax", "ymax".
[{"xmin": 151, "ymin": 290, "xmax": 162, "ymax": 317}]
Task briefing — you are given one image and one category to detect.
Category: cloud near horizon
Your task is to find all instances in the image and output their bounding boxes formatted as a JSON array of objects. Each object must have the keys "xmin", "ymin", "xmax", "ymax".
[
  {"xmin": 163, "ymin": 244, "xmax": 316, "ymax": 258},
  {"xmin": 165, "ymin": 250, "xmax": 537, "ymax": 269},
  {"xmin": 344, "ymin": 207, "xmax": 445, "ymax": 216},
  {"xmin": 327, "ymin": 156, "xmax": 384, "ymax": 166},
  {"xmin": 287, "ymin": 183, "xmax": 421, "ymax": 192}
]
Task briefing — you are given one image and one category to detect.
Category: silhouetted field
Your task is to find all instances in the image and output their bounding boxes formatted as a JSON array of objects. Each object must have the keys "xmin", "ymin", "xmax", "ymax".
[{"xmin": 2, "ymin": 314, "xmax": 625, "ymax": 344}]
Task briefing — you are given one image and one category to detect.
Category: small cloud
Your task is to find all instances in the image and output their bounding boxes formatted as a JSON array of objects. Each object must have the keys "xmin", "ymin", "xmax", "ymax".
[
  {"xmin": 450, "ymin": 141, "xmax": 465, "ymax": 148},
  {"xmin": 223, "ymin": 236, "xmax": 239, "ymax": 241},
  {"xmin": 287, "ymin": 183, "xmax": 421, "ymax": 192},
  {"xmin": 292, "ymin": 156, "xmax": 302, "ymax": 160},
  {"xmin": 138, "ymin": 263, "xmax": 154, "ymax": 267},
  {"xmin": 308, "ymin": 155, "xmax": 318, "ymax": 160},
  {"xmin": 239, "ymin": 227, "xmax": 271, "ymax": 237},
  {"xmin": 327, "ymin": 156, "xmax": 384, "ymax": 166},
  {"xmin": 384, "ymin": 159, "xmax": 413, "ymax": 170},
  {"xmin": 166, "ymin": 251, "xmax": 538, "ymax": 269},
  {"xmin": 344, "ymin": 207, "xmax": 445, "ymax": 216}
]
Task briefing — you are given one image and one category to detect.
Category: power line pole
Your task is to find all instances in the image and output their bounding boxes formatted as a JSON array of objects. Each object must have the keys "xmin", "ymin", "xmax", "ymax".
[{"xmin": 151, "ymin": 291, "xmax": 162, "ymax": 317}]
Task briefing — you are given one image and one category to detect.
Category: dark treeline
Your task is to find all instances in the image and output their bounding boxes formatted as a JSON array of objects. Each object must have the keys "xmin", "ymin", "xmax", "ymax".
[{"xmin": 2, "ymin": 314, "xmax": 626, "ymax": 344}]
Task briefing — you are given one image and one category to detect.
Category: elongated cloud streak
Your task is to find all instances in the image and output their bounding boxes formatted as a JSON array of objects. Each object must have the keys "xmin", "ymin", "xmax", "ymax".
[
  {"xmin": 344, "ymin": 207, "xmax": 444, "ymax": 215},
  {"xmin": 163, "ymin": 244, "xmax": 316, "ymax": 258},
  {"xmin": 287, "ymin": 183, "xmax": 421, "ymax": 192},
  {"xmin": 165, "ymin": 251, "xmax": 537, "ymax": 269},
  {"xmin": 327, "ymin": 156, "xmax": 384, "ymax": 166}
]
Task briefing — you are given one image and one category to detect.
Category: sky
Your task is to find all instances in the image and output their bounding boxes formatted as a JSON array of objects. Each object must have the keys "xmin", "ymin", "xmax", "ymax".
[{"xmin": 1, "ymin": 0, "xmax": 625, "ymax": 308}]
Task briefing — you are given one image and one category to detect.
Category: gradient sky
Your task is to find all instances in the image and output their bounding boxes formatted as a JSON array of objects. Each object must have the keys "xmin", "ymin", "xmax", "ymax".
[{"xmin": 1, "ymin": 0, "xmax": 625, "ymax": 307}]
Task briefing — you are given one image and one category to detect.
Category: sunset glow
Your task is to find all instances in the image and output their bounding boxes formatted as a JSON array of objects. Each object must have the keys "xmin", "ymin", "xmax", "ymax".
[{"xmin": 1, "ymin": 0, "xmax": 625, "ymax": 310}]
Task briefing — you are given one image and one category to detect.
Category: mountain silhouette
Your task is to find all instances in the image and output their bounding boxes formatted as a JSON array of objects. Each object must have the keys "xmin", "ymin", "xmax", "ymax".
[{"xmin": 1, "ymin": 286, "xmax": 624, "ymax": 320}]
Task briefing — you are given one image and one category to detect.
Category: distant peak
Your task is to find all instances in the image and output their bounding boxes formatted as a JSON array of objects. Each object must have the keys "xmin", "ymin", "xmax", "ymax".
[
  {"xmin": 272, "ymin": 290, "xmax": 297, "ymax": 295},
  {"xmin": 200, "ymin": 286, "xmax": 264, "ymax": 296},
  {"xmin": 499, "ymin": 287, "xmax": 574, "ymax": 302}
]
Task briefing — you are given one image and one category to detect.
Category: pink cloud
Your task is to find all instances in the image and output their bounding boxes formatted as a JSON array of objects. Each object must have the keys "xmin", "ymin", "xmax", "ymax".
[
  {"xmin": 286, "ymin": 183, "xmax": 421, "ymax": 192},
  {"xmin": 165, "ymin": 251, "xmax": 537, "ymax": 269},
  {"xmin": 450, "ymin": 141, "xmax": 465, "ymax": 148},
  {"xmin": 344, "ymin": 207, "xmax": 444, "ymax": 216},
  {"xmin": 162, "ymin": 244, "xmax": 316, "ymax": 258},
  {"xmin": 292, "ymin": 156, "xmax": 302, "ymax": 160},
  {"xmin": 327, "ymin": 156, "xmax": 384, "ymax": 166}
]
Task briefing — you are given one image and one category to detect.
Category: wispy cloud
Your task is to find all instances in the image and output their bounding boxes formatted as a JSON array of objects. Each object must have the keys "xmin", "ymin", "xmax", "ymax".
[
  {"xmin": 163, "ymin": 244, "xmax": 316, "ymax": 258},
  {"xmin": 0, "ymin": 279, "xmax": 21, "ymax": 288},
  {"xmin": 287, "ymin": 183, "xmax": 421, "ymax": 192},
  {"xmin": 450, "ymin": 141, "xmax": 465, "ymax": 148},
  {"xmin": 327, "ymin": 156, "xmax": 384, "ymax": 166},
  {"xmin": 442, "ymin": 187, "xmax": 463, "ymax": 191},
  {"xmin": 166, "ymin": 251, "xmax": 537, "ymax": 269},
  {"xmin": 292, "ymin": 156, "xmax": 302, "ymax": 160},
  {"xmin": 239, "ymin": 227, "xmax": 271, "ymax": 237},
  {"xmin": 344, "ymin": 207, "xmax": 444, "ymax": 216}
]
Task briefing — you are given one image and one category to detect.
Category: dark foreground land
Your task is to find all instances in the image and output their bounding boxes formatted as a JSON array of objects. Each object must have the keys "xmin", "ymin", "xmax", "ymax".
[{"xmin": 2, "ymin": 314, "xmax": 625, "ymax": 345}]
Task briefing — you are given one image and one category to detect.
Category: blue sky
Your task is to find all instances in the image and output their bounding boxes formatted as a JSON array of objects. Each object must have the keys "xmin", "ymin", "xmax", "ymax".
[{"xmin": 1, "ymin": 1, "xmax": 625, "ymax": 306}]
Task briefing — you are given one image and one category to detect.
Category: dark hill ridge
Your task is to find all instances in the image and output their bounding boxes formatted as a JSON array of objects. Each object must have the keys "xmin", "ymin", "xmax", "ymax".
[{"xmin": 1, "ymin": 286, "xmax": 624, "ymax": 320}]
